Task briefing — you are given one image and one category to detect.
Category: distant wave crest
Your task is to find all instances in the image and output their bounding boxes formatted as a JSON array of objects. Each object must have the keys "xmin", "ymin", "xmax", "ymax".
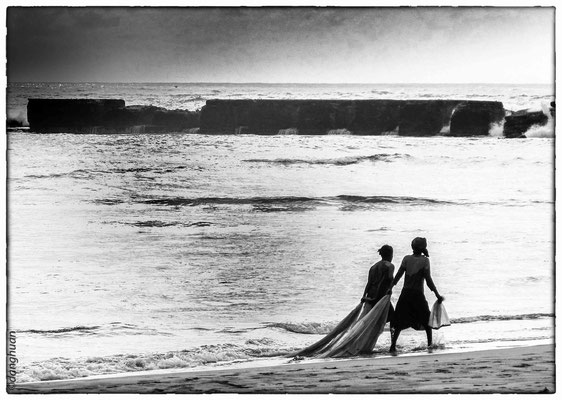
[
  {"xmin": 243, "ymin": 153, "xmax": 410, "ymax": 166},
  {"xmin": 450, "ymin": 313, "xmax": 553, "ymax": 324},
  {"xmin": 19, "ymin": 325, "xmax": 101, "ymax": 335},
  {"xmin": 18, "ymin": 322, "xmax": 169, "ymax": 337},
  {"xmin": 133, "ymin": 195, "xmax": 453, "ymax": 210},
  {"xmin": 139, "ymin": 196, "xmax": 318, "ymax": 207},
  {"xmin": 25, "ymin": 165, "xmax": 188, "ymax": 180},
  {"xmin": 92, "ymin": 194, "xmax": 547, "ymax": 210},
  {"xmin": 334, "ymin": 195, "xmax": 452, "ymax": 205},
  {"xmin": 267, "ymin": 321, "xmax": 335, "ymax": 335},
  {"xmin": 267, "ymin": 312, "xmax": 554, "ymax": 335},
  {"xmin": 125, "ymin": 220, "xmax": 213, "ymax": 228}
]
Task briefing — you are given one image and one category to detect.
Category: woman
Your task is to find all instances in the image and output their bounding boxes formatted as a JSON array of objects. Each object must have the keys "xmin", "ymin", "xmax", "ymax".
[
  {"xmin": 291, "ymin": 245, "xmax": 394, "ymax": 358},
  {"xmin": 361, "ymin": 244, "xmax": 395, "ymax": 323},
  {"xmin": 387, "ymin": 237, "xmax": 443, "ymax": 353}
]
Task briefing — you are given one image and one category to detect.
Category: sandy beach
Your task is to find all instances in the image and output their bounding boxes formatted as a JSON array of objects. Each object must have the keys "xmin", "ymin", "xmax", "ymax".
[{"xmin": 12, "ymin": 344, "xmax": 554, "ymax": 394}]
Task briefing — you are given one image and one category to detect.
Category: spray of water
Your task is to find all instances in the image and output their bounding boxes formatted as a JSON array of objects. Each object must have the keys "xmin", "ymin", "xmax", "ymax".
[
  {"xmin": 327, "ymin": 129, "xmax": 352, "ymax": 135},
  {"xmin": 489, "ymin": 121, "xmax": 505, "ymax": 137},
  {"xmin": 526, "ymin": 102, "xmax": 555, "ymax": 138},
  {"xmin": 7, "ymin": 110, "xmax": 28, "ymax": 127}
]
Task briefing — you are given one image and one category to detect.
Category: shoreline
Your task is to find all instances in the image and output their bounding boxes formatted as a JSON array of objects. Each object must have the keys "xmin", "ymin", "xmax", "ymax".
[{"xmin": 12, "ymin": 343, "xmax": 555, "ymax": 394}]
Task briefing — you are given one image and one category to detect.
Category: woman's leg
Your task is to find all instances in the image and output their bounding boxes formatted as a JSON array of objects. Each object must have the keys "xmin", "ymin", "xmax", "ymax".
[
  {"xmin": 425, "ymin": 326, "xmax": 433, "ymax": 347},
  {"xmin": 390, "ymin": 328, "xmax": 401, "ymax": 352}
]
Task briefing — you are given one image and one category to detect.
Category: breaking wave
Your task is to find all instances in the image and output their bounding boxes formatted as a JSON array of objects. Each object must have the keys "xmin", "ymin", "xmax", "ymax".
[
  {"xmin": 17, "ymin": 339, "xmax": 297, "ymax": 383},
  {"xmin": 522, "ymin": 102, "xmax": 554, "ymax": 138},
  {"xmin": 525, "ymin": 118, "xmax": 554, "ymax": 138},
  {"xmin": 7, "ymin": 109, "xmax": 28, "ymax": 126},
  {"xmin": 16, "ymin": 311, "xmax": 554, "ymax": 383}
]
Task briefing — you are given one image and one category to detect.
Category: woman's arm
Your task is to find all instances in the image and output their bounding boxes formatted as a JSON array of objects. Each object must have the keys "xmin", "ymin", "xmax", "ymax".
[{"xmin": 424, "ymin": 260, "xmax": 444, "ymax": 302}]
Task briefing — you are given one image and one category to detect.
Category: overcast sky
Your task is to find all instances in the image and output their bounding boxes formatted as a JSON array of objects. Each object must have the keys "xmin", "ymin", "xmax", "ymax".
[{"xmin": 6, "ymin": 7, "xmax": 555, "ymax": 84}]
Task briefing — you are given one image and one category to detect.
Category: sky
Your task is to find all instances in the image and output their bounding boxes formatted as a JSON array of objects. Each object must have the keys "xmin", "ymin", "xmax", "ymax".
[{"xmin": 6, "ymin": 7, "xmax": 555, "ymax": 84}]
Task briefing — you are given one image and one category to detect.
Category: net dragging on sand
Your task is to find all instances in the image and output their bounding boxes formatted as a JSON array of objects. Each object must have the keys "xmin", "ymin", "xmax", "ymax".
[{"xmin": 292, "ymin": 295, "xmax": 391, "ymax": 358}]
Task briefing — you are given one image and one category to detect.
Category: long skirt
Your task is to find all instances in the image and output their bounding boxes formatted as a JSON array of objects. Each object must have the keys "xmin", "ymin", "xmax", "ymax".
[{"xmin": 393, "ymin": 289, "xmax": 430, "ymax": 331}]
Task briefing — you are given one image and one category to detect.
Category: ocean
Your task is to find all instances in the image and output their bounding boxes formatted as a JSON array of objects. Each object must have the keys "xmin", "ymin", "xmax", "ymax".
[{"xmin": 6, "ymin": 82, "xmax": 555, "ymax": 383}]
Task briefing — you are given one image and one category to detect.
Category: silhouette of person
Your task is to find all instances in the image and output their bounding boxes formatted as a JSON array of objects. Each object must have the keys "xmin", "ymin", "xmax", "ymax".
[{"xmin": 387, "ymin": 237, "xmax": 443, "ymax": 353}]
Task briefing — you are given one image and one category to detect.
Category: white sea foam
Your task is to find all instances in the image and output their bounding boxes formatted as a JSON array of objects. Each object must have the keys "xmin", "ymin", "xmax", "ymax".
[
  {"xmin": 489, "ymin": 121, "xmax": 505, "ymax": 137},
  {"xmin": 17, "ymin": 339, "xmax": 297, "ymax": 383},
  {"xmin": 327, "ymin": 129, "xmax": 351, "ymax": 135},
  {"xmin": 525, "ymin": 101, "xmax": 555, "ymax": 138},
  {"xmin": 7, "ymin": 109, "xmax": 28, "ymax": 126},
  {"xmin": 525, "ymin": 119, "xmax": 554, "ymax": 138},
  {"xmin": 278, "ymin": 128, "xmax": 298, "ymax": 135},
  {"xmin": 439, "ymin": 124, "xmax": 450, "ymax": 135}
]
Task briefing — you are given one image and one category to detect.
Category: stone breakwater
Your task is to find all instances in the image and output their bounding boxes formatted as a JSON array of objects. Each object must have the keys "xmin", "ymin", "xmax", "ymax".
[
  {"xmin": 26, "ymin": 99, "xmax": 199, "ymax": 134},
  {"xmin": 200, "ymin": 99, "xmax": 507, "ymax": 136},
  {"xmin": 23, "ymin": 98, "xmax": 551, "ymax": 137}
]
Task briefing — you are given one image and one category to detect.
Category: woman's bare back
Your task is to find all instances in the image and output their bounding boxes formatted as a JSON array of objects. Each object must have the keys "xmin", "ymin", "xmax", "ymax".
[{"xmin": 397, "ymin": 255, "xmax": 435, "ymax": 293}]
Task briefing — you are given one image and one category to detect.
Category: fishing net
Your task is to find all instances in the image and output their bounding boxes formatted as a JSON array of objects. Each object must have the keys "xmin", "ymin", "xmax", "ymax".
[
  {"xmin": 292, "ymin": 295, "xmax": 391, "ymax": 358},
  {"xmin": 428, "ymin": 300, "xmax": 451, "ymax": 329}
]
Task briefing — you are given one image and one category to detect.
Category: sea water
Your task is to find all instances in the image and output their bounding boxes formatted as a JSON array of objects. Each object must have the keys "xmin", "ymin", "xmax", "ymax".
[{"xmin": 6, "ymin": 83, "xmax": 554, "ymax": 383}]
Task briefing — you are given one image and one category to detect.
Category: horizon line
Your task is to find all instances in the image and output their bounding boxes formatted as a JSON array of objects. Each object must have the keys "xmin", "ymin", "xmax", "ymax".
[{"xmin": 7, "ymin": 81, "xmax": 552, "ymax": 86}]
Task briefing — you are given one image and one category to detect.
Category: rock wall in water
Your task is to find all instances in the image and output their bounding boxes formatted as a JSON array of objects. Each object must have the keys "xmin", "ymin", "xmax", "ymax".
[
  {"xmin": 27, "ymin": 99, "xmax": 199, "ymax": 134},
  {"xmin": 26, "ymin": 98, "xmax": 509, "ymax": 136},
  {"xmin": 199, "ymin": 99, "xmax": 505, "ymax": 136}
]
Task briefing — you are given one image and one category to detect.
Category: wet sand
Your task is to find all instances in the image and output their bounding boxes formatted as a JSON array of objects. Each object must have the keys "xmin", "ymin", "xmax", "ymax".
[{"xmin": 12, "ymin": 344, "xmax": 554, "ymax": 394}]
